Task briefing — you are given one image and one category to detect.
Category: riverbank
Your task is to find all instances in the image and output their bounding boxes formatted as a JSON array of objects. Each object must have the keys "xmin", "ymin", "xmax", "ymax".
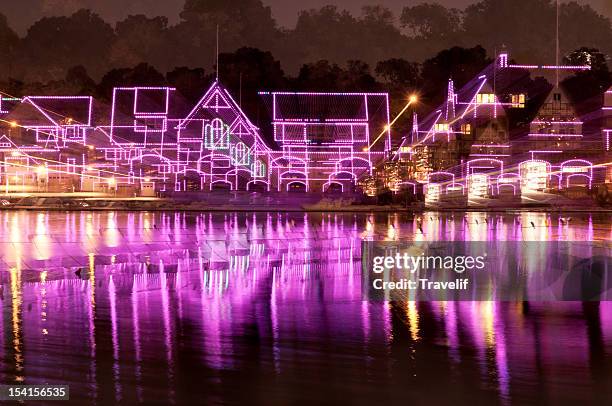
[{"xmin": 0, "ymin": 191, "xmax": 609, "ymax": 212}]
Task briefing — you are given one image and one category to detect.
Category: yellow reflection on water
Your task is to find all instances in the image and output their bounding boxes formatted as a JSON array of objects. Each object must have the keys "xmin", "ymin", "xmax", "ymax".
[
  {"xmin": 386, "ymin": 222, "xmax": 396, "ymax": 241},
  {"xmin": 142, "ymin": 213, "xmax": 152, "ymax": 243},
  {"xmin": 105, "ymin": 212, "xmax": 120, "ymax": 247},
  {"xmin": 406, "ymin": 300, "xmax": 420, "ymax": 341},
  {"xmin": 9, "ymin": 267, "xmax": 24, "ymax": 382},
  {"xmin": 89, "ymin": 253, "xmax": 96, "ymax": 308},
  {"xmin": 8, "ymin": 212, "xmax": 23, "ymax": 267},
  {"xmin": 481, "ymin": 301, "xmax": 495, "ymax": 346},
  {"xmin": 33, "ymin": 212, "xmax": 51, "ymax": 260},
  {"xmin": 86, "ymin": 252, "xmax": 97, "ymax": 396},
  {"xmin": 85, "ymin": 213, "xmax": 94, "ymax": 237},
  {"xmin": 466, "ymin": 212, "xmax": 487, "ymax": 240},
  {"xmin": 361, "ymin": 215, "xmax": 374, "ymax": 240},
  {"xmin": 520, "ymin": 212, "xmax": 549, "ymax": 241}
]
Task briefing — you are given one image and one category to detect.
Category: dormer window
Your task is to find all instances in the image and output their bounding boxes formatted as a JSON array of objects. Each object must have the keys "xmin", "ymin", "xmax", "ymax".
[
  {"xmin": 434, "ymin": 123, "xmax": 449, "ymax": 132},
  {"xmin": 511, "ymin": 94, "xmax": 526, "ymax": 108},
  {"xmin": 553, "ymin": 93, "xmax": 562, "ymax": 101},
  {"xmin": 476, "ymin": 93, "xmax": 495, "ymax": 104}
]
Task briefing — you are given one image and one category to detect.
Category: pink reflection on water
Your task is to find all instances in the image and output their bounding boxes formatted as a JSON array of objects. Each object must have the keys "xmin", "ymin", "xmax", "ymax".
[{"xmin": 0, "ymin": 211, "xmax": 608, "ymax": 404}]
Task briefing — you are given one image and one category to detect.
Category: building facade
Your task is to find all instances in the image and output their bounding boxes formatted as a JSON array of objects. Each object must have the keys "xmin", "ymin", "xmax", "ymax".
[{"xmin": 396, "ymin": 51, "xmax": 606, "ymax": 203}]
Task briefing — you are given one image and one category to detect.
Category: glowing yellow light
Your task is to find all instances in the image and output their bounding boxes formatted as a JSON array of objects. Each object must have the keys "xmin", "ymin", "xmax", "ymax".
[
  {"xmin": 88, "ymin": 145, "xmax": 94, "ymax": 150},
  {"xmin": 108, "ymin": 177, "xmax": 116, "ymax": 186},
  {"xmin": 10, "ymin": 151, "xmax": 20, "ymax": 157},
  {"xmin": 86, "ymin": 166, "xmax": 93, "ymax": 171},
  {"xmin": 368, "ymin": 96, "xmax": 417, "ymax": 150},
  {"xmin": 409, "ymin": 95, "xmax": 418, "ymax": 103},
  {"xmin": 10, "ymin": 121, "xmax": 17, "ymax": 128},
  {"xmin": 362, "ymin": 147, "xmax": 368, "ymax": 152},
  {"xmin": 13, "ymin": 176, "xmax": 19, "ymax": 182},
  {"xmin": 144, "ymin": 177, "xmax": 151, "ymax": 182},
  {"xmin": 36, "ymin": 165, "xmax": 47, "ymax": 176}
]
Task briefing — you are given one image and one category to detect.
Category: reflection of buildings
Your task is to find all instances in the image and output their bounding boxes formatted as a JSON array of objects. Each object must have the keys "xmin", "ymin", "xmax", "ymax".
[
  {"xmin": 397, "ymin": 51, "xmax": 607, "ymax": 203},
  {"xmin": 0, "ymin": 84, "xmax": 390, "ymax": 195},
  {"xmin": 1, "ymin": 211, "xmax": 611, "ymax": 404}
]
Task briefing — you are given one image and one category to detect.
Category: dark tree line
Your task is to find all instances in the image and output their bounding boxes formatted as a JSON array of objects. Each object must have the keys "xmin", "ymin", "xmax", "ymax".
[{"xmin": 1, "ymin": 0, "xmax": 610, "ymax": 80}]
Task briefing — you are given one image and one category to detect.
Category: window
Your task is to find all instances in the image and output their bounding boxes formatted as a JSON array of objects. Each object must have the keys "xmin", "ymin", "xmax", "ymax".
[
  {"xmin": 476, "ymin": 93, "xmax": 495, "ymax": 104},
  {"xmin": 204, "ymin": 118, "xmax": 230, "ymax": 149},
  {"xmin": 511, "ymin": 94, "xmax": 526, "ymax": 108},
  {"xmin": 434, "ymin": 123, "xmax": 449, "ymax": 132},
  {"xmin": 309, "ymin": 126, "xmax": 335, "ymax": 144},
  {"xmin": 460, "ymin": 123, "xmax": 471, "ymax": 134},
  {"xmin": 553, "ymin": 93, "xmax": 562, "ymax": 102},
  {"xmin": 134, "ymin": 117, "xmax": 167, "ymax": 133},
  {"xmin": 231, "ymin": 142, "xmax": 251, "ymax": 166},
  {"xmin": 251, "ymin": 160, "xmax": 266, "ymax": 178}
]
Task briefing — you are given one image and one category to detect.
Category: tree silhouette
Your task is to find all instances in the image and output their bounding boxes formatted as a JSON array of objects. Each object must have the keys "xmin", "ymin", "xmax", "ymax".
[
  {"xmin": 65, "ymin": 65, "xmax": 97, "ymax": 95},
  {"xmin": 167, "ymin": 67, "xmax": 209, "ymax": 104},
  {"xmin": 562, "ymin": 47, "xmax": 612, "ymax": 109},
  {"xmin": 420, "ymin": 45, "xmax": 493, "ymax": 107},
  {"xmin": 400, "ymin": 3, "xmax": 462, "ymax": 40},
  {"xmin": 376, "ymin": 58, "xmax": 421, "ymax": 90},
  {"xmin": 462, "ymin": 0, "xmax": 611, "ymax": 64},
  {"xmin": 21, "ymin": 9, "xmax": 115, "ymax": 81},
  {"xmin": 112, "ymin": 15, "xmax": 172, "ymax": 72},
  {"xmin": 171, "ymin": 0, "xmax": 281, "ymax": 69},
  {"xmin": 97, "ymin": 63, "xmax": 166, "ymax": 99}
]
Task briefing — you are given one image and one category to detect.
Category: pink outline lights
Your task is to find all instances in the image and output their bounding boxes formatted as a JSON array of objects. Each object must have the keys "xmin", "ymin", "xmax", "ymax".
[
  {"xmin": 1, "ymin": 82, "xmax": 391, "ymax": 194},
  {"xmin": 0, "ymin": 49, "xmax": 606, "ymax": 197},
  {"xmin": 259, "ymin": 91, "xmax": 391, "ymax": 193},
  {"xmin": 1, "ymin": 81, "xmax": 276, "ymax": 194},
  {"xmin": 407, "ymin": 49, "xmax": 603, "ymax": 204}
]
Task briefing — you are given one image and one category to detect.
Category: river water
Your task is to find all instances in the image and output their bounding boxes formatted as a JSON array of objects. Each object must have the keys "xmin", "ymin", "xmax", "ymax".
[{"xmin": 0, "ymin": 210, "xmax": 610, "ymax": 405}]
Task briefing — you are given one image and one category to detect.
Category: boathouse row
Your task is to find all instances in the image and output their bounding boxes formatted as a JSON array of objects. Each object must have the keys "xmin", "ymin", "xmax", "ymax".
[
  {"xmin": 0, "ymin": 81, "xmax": 391, "ymax": 195},
  {"xmin": 394, "ymin": 51, "xmax": 611, "ymax": 202}
]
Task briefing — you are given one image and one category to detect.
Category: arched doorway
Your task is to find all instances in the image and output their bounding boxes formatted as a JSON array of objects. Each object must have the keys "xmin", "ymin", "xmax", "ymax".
[{"xmin": 287, "ymin": 181, "xmax": 307, "ymax": 193}]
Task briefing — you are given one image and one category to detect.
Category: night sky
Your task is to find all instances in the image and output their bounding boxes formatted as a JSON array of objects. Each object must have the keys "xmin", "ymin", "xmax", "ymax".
[{"xmin": 3, "ymin": 0, "xmax": 611, "ymax": 35}]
